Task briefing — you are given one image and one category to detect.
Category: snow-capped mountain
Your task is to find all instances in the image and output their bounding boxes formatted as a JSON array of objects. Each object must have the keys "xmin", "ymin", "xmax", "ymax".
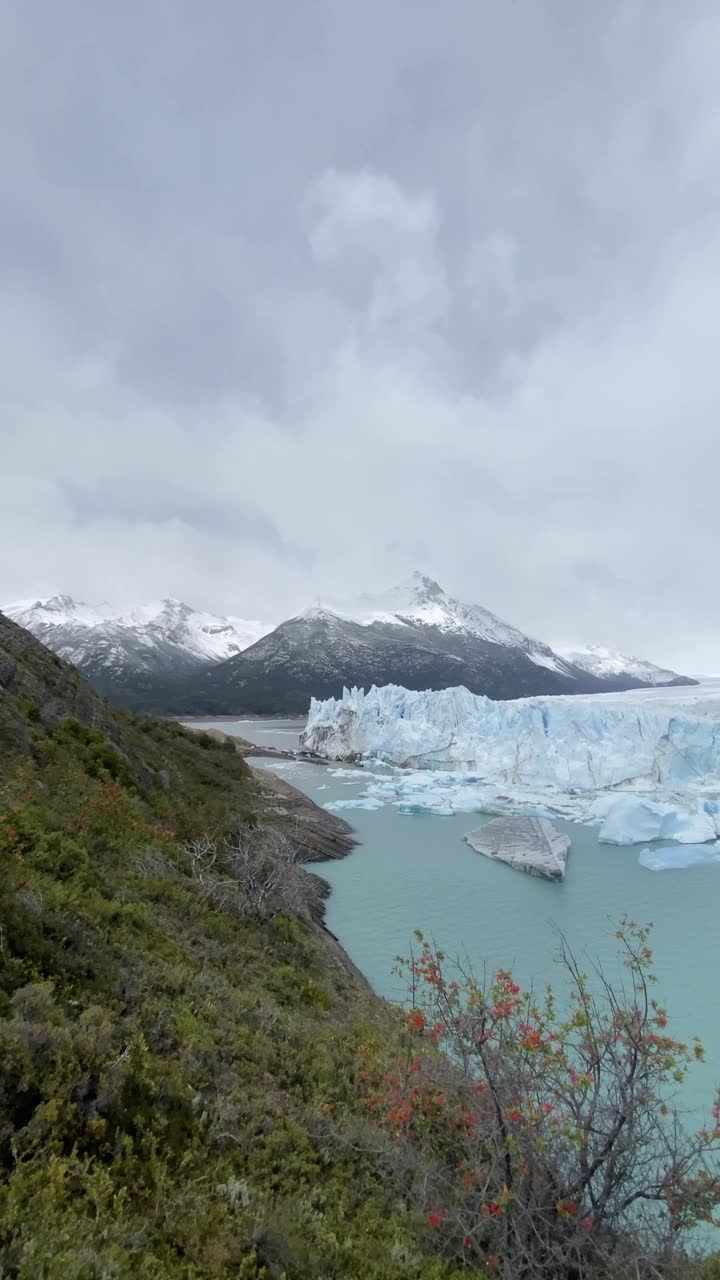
[
  {"xmin": 167, "ymin": 574, "xmax": 639, "ymax": 716},
  {"xmin": 4, "ymin": 595, "xmax": 274, "ymax": 701},
  {"xmin": 5, "ymin": 578, "xmax": 696, "ymax": 715},
  {"xmin": 328, "ymin": 573, "xmax": 577, "ymax": 673},
  {"xmin": 556, "ymin": 643, "xmax": 695, "ymax": 689}
]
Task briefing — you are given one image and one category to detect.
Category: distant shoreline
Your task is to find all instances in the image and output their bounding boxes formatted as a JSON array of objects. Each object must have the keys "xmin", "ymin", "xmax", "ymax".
[{"xmin": 176, "ymin": 713, "xmax": 307, "ymax": 723}]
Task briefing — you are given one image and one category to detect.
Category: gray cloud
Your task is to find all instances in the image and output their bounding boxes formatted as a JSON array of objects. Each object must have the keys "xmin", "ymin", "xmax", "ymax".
[
  {"xmin": 1, "ymin": 1, "xmax": 719, "ymax": 670},
  {"xmin": 64, "ymin": 482, "xmax": 313, "ymax": 565}
]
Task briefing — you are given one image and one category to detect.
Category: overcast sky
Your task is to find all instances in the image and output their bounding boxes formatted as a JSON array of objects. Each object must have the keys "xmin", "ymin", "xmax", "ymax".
[{"xmin": 1, "ymin": 2, "xmax": 719, "ymax": 670}]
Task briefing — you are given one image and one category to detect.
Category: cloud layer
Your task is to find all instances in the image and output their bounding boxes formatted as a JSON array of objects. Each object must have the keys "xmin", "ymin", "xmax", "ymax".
[{"xmin": 2, "ymin": 1, "xmax": 719, "ymax": 670}]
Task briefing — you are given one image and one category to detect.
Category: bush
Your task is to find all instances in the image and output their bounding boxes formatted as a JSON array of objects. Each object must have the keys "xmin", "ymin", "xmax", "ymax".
[{"xmin": 357, "ymin": 919, "xmax": 720, "ymax": 1278}]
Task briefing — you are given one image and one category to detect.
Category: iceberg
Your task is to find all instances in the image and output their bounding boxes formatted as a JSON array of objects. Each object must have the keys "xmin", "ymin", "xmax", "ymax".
[
  {"xmin": 638, "ymin": 844, "xmax": 720, "ymax": 872},
  {"xmin": 323, "ymin": 796, "xmax": 384, "ymax": 812},
  {"xmin": 594, "ymin": 796, "xmax": 717, "ymax": 846},
  {"xmin": 301, "ymin": 683, "xmax": 720, "ymax": 832},
  {"xmin": 464, "ymin": 816, "xmax": 570, "ymax": 880}
]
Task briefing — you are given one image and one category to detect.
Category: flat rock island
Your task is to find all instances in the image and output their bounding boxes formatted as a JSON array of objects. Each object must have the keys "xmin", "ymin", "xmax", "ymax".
[{"xmin": 464, "ymin": 815, "xmax": 570, "ymax": 880}]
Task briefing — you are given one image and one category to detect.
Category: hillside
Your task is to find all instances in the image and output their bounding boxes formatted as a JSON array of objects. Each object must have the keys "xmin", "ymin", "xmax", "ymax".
[{"xmin": 0, "ymin": 612, "xmax": 474, "ymax": 1278}]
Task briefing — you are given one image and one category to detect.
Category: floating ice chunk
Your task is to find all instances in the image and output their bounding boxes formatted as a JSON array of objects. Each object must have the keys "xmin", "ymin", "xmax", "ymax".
[
  {"xmin": 639, "ymin": 844, "xmax": 720, "ymax": 871},
  {"xmin": 464, "ymin": 816, "xmax": 570, "ymax": 881},
  {"xmin": 598, "ymin": 797, "xmax": 716, "ymax": 846},
  {"xmin": 323, "ymin": 796, "xmax": 384, "ymax": 812},
  {"xmin": 660, "ymin": 806, "xmax": 717, "ymax": 843}
]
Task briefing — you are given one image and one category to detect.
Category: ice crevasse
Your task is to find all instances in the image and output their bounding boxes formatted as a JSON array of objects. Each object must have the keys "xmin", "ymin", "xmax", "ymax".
[{"xmin": 301, "ymin": 684, "xmax": 720, "ymax": 844}]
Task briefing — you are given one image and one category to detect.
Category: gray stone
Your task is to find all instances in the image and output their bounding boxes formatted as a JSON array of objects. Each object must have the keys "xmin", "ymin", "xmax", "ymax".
[{"xmin": 464, "ymin": 815, "xmax": 570, "ymax": 881}]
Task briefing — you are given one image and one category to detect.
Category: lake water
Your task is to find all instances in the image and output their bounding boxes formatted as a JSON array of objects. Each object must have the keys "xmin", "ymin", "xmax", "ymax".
[{"xmin": 189, "ymin": 716, "xmax": 720, "ymax": 1128}]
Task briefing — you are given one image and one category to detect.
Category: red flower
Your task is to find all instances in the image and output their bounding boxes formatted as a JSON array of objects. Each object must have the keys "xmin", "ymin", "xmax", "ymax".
[
  {"xmin": 427, "ymin": 1209, "xmax": 447, "ymax": 1228},
  {"xmin": 463, "ymin": 1236, "xmax": 473, "ymax": 1248}
]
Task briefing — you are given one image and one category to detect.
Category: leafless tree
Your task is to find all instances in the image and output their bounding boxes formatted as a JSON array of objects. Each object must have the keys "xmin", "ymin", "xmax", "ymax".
[{"xmin": 184, "ymin": 824, "xmax": 322, "ymax": 921}]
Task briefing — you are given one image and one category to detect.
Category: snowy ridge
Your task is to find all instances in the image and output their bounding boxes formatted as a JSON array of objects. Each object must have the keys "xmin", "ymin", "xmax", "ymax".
[
  {"xmin": 5, "ymin": 595, "xmax": 274, "ymax": 671},
  {"xmin": 8, "ymin": 595, "xmax": 116, "ymax": 629},
  {"xmin": 557, "ymin": 643, "xmax": 689, "ymax": 687},
  {"xmin": 329, "ymin": 571, "xmax": 571, "ymax": 661}
]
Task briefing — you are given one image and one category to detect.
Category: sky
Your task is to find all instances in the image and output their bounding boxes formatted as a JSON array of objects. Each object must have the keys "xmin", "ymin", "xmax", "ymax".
[{"xmin": 1, "ymin": 1, "xmax": 719, "ymax": 672}]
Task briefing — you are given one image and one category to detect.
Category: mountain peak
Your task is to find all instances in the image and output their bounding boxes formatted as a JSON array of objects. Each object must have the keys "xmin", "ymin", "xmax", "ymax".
[
  {"xmin": 44, "ymin": 594, "xmax": 79, "ymax": 613},
  {"xmin": 294, "ymin": 605, "xmax": 344, "ymax": 624},
  {"xmin": 409, "ymin": 572, "xmax": 445, "ymax": 602}
]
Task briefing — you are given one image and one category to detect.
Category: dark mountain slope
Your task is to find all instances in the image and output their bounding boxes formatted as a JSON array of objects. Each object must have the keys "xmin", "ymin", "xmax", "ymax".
[
  {"xmin": 127, "ymin": 576, "xmax": 697, "ymax": 717},
  {"xmin": 152, "ymin": 606, "xmax": 616, "ymax": 717}
]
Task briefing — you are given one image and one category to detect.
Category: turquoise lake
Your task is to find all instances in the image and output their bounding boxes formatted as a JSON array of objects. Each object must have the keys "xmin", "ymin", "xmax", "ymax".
[{"xmin": 191, "ymin": 717, "xmax": 720, "ymax": 1129}]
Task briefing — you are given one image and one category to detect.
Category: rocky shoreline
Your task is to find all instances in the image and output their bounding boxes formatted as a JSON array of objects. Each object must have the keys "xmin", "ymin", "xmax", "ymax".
[
  {"xmin": 185, "ymin": 724, "xmax": 370, "ymax": 986},
  {"xmin": 251, "ymin": 761, "xmax": 357, "ymax": 864},
  {"xmin": 187, "ymin": 723, "xmax": 324, "ymax": 765},
  {"xmin": 252, "ymin": 762, "xmax": 373, "ymax": 990}
]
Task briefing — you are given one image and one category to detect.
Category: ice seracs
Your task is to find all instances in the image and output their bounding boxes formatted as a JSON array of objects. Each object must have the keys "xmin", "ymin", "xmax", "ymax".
[
  {"xmin": 301, "ymin": 683, "xmax": 720, "ymax": 789},
  {"xmin": 302, "ymin": 682, "xmax": 720, "ymax": 839},
  {"xmin": 464, "ymin": 816, "xmax": 570, "ymax": 880}
]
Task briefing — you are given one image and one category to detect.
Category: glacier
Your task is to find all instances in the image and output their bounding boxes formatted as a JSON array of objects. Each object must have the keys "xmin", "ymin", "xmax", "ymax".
[{"xmin": 301, "ymin": 683, "xmax": 720, "ymax": 840}]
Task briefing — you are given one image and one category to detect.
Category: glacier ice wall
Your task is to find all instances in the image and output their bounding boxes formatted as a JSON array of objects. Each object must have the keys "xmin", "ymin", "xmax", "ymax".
[
  {"xmin": 301, "ymin": 684, "xmax": 720, "ymax": 833},
  {"xmin": 302, "ymin": 684, "xmax": 720, "ymax": 788}
]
